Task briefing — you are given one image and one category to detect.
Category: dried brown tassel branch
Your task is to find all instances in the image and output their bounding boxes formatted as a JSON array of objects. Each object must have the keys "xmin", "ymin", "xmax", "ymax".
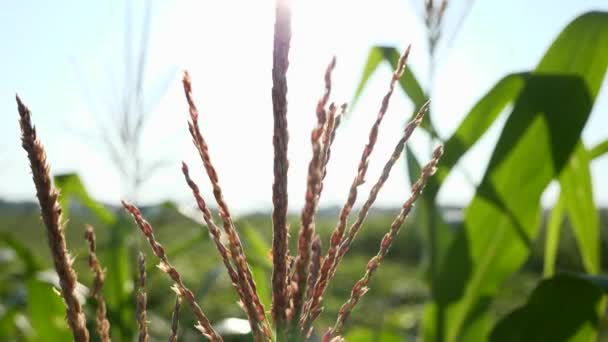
[
  {"xmin": 16, "ymin": 96, "xmax": 90, "ymax": 342},
  {"xmin": 182, "ymin": 162, "xmax": 269, "ymax": 340},
  {"xmin": 85, "ymin": 225, "xmax": 111, "ymax": 342},
  {"xmin": 319, "ymin": 103, "xmax": 347, "ymax": 187},
  {"xmin": 123, "ymin": 202, "xmax": 222, "ymax": 341},
  {"xmin": 17, "ymin": 1, "xmax": 445, "ymax": 339},
  {"xmin": 168, "ymin": 295, "xmax": 182, "ymax": 342},
  {"xmin": 309, "ymin": 58, "xmax": 342, "ymax": 206},
  {"xmin": 301, "ymin": 235, "xmax": 322, "ymax": 337},
  {"xmin": 271, "ymin": 0, "xmax": 292, "ymax": 329},
  {"xmin": 306, "ymin": 236, "xmax": 323, "ymax": 306},
  {"xmin": 289, "ymin": 57, "xmax": 336, "ymax": 324},
  {"xmin": 182, "ymin": 74, "xmax": 269, "ymax": 341},
  {"xmin": 136, "ymin": 252, "xmax": 149, "ymax": 342},
  {"xmin": 324, "ymin": 145, "xmax": 444, "ymax": 341},
  {"xmin": 301, "ymin": 45, "xmax": 412, "ymax": 330},
  {"xmin": 308, "ymin": 103, "xmax": 429, "ymax": 335},
  {"xmin": 333, "ymin": 101, "xmax": 430, "ymax": 275}
]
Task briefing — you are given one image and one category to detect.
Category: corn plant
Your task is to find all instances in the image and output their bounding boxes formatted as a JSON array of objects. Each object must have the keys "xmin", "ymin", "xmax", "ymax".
[
  {"xmin": 355, "ymin": 8, "xmax": 608, "ymax": 342},
  {"xmin": 16, "ymin": 1, "xmax": 442, "ymax": 341}
]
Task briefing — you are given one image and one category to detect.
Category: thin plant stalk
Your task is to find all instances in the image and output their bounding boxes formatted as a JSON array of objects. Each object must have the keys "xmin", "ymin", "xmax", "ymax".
[
  {"xmin": 324, "ymin": 145, "xmax": 443, "ymax": 340},
  {"xmin": 85, "ymin": 225, "xmax": 111, "ymax": 342},
  {"xmin": 333, "ymin": 101, "xmax": 430, "ymax": 275},
  {"xmin": 16, "ymin": 96, "xmax": 90, "ymax": 342},
  {"xmin": 289, "ymin": 58, "xmax": 335, "ymax": 325},
  {"xmin": 301, "ymin": 46, "xmax": 412, "ymax": 330},
  {"xmin": 182, "ymin": 162, "xmax": 269, "ymax": 340},
  {"xmin": 304, "ymin": 58, "xmax": 340, "ymax": 212},
  {"xmin": 271, "ymin": 0, "xmax": 292, "ymax": 330},
  {"xmin": 301, "ymin": 236, "xmax": 322, "ymax": 337},
  {"xmin": 319, "ymin": 103, "xmax": 347, "ymax": 188},
  {"xmin": 168, "ymin": 295, "xmax": 182, "ymax": 342},
  {"xmin": 123, "ymin": 202, "xmax": 222, "ymax": 341},
  {"xmin": 182, "ymin": 74, "xmax": 269, "ymax": 341},
  {"xmin": 136, "ymin": 252, "xmax": 149, "ymax": 342}
]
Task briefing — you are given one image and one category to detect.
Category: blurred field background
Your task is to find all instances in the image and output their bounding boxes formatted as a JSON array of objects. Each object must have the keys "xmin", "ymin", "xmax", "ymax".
[{"xmin": 3, "ymin": 198, "xmax": 608, "ymax": 340}]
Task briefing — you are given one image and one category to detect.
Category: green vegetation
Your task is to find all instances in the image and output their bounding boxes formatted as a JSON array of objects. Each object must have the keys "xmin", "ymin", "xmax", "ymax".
[
  {"xmin": 354, "ymin": 10, "xmax": 608, "ymax": 342},
  {"xmin": 2, "ymin": 184, "xmax": 608, "ymax": 340}
]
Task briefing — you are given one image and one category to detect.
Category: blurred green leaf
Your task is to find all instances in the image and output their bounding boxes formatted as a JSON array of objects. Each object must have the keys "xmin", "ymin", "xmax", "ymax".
[
  {"xmin": 345, "ymin": 327, "xmax": 405, "ymax": 342},
  {"xmin": 490, "ymin": 274, "xmax": 603, "ymax": 342},
  {"xmin": 433, "ymin": 72, "xmax": 530, "ymax": 193},
  {"xmin": 352, "ymin": 46, "xmax": 433, "ymax": 132},
  {"xmin": 0, "ymin": 306, "xmax": 19, "ymax": 340},
  {"xmin": 405, "ymin": 145, "xmax": 453, "ymax": 285},
  {"xmin": 240, "ymin": 224, "xmax": 272, "ymax": 311},
  {"xmin": 559, "ymin": 144, "xmax": 599, "ymax": 274},
  {"xmin": 538, "ymin": 9, "xmax": 608, "ymax": 279},
  {"xmin": 543, "ymin": 195, "xmax": 564, "ymax": 278},
  {"xmin": 101, "ymin": 219, "xmax": 134, "ymax": 339},
  {"xmin": 353, "ymin": 47, "xmax": 384, "ymax": 107},
  {"xmin": 240, "ymin": 224, "xmax": 272, "ymax": 269},
  {"xmin": 433, "ymin": 75, "xmax": 595, "ymax": 342},
  {"xmin": 0, "ymin": 232, "xmax": 42, "ymax": 276},
  {"xmin": 423, "ymin": 11, "xmax": 608, "ymax": 342},
  {"xmin": 353, "ymin": 46, "xmax": 427, "ymax": 109},
  {"xmin": 26, "ymin": 277, "xmax": 72, "ymax": 341},
  {"xmin": 54, "ymin": 173, "xmax": 116, "ymax": 226},
  {"xmin": 196, "ymin": 266, "xmax": 222, "ymax": 299},
  {"xmin": 164, "ymin": 229, "xmax": 207, "ymax": 260},
  {"xmin": 589, "ymin": 139, "xmax": 608, "ymax": 159},
  {"xmin": 545, "ymin": 139, "xmax": 605, "ymax": 278},
  {"xmin": 577, "ymin": 273, "xmax": 608, "ymax": 293},
  {"xmin": 54, "ymin": 173, "xmax": 132, "ymax": 338},
  {"xmin": 424, "ymin": 75, "xmax": 597, "ymax": 340}
]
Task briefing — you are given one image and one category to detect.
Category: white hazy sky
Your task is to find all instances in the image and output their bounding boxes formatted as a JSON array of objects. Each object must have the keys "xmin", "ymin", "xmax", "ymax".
[{"xmin": 1, "ymin": 0, "xmax": 607, "ymax": 214}]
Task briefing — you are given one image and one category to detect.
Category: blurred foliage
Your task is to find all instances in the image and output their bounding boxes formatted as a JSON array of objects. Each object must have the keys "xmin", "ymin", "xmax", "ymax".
[
  {"xmin": 490, "ymin": 274, "xmax": 604, "ymax": 342},
  {"xmin": 1, "ymin": 175, "xmax": 608, "ymax": 340},
  {"xmin": 355, "ymin": 10, "xmax": 608, "ymax": 342}
]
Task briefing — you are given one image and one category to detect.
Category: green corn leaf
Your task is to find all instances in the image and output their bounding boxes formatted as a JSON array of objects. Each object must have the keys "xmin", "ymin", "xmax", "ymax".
[
  {"xmin": 537, "ymin": 8, "xmax": 608, "ymax": 280},
  {"xmin": 543, "ymin": 194, "xmax": 565, "ymax": 278},
  {"xmin": 0, "ymin": 306, "xmax": 18, "ymax": 340},
  {"xmin": 490, "ymin": 274, "xmax": 604, "ymax": 342},
  {"xmin": 545, "ymin": 139, "xmax": 605, "ymax": 278},
  {"xmin": 101, "ymin": 219, "xmax": 134, "ymax": 339},
  {"xmin": 345, "ymin": 327, "xmax": 405, "ymax": 342},
  {"xmin": 423, "ymin": 12, "xmax": 608, "ymax": 342},
  {"xmin": 53, "ymin": 173, "xmax": 133, "ymax": 338},
  {"xmin": 589, "ymin": 139, "xmax": 608, "ymax": 159},
  {"xmin": 26, "ymin": 277, "xmax": 73, "ymax": 341},
  {"xmin": 576, "ymin": 273, "xmax": 608, "ymax": 293},
  {"xmin": 433, "ymin": 72, "xmax": 530, "ymax": 194},
  {"xmin": 352, "ymin": 46, "xmax": 433, "ymax": 132},
  {"xmin": 558, "ymin": 144, "xmax": 599, "ymax": 274},
  {"xmin": 438, "ymin": 75, "xmax": 593, "ymax": 342},
  {"xmin": 405, "ymin": 145, "xmax": 453, "ymax": 286},
  {"xmin": 353, "ymin": 46, "xmax": 427, "ymax": 109},
  {"xmin": 378, "ymin": 47, "xmax": 427, "ymax": 110},
  {"xmin": 240, "ymin": 224, "xmax": 272, "ymax": 311},
  {"xmin": 0, "ymin": 232, "xmax": 42, "ymax": 276},
  {"xmin": 353, "ymin": 47, "xmax": 384, "ymax": 107},
  {"xmin": 54, "ymin": 173, "xmax": 116, "ymax": 226}
]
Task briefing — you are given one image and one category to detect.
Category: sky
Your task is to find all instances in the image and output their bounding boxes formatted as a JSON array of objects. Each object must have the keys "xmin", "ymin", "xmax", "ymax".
[{"xmin": 1, "ymin": 0, "xmax": 607, "ymax": 214}]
